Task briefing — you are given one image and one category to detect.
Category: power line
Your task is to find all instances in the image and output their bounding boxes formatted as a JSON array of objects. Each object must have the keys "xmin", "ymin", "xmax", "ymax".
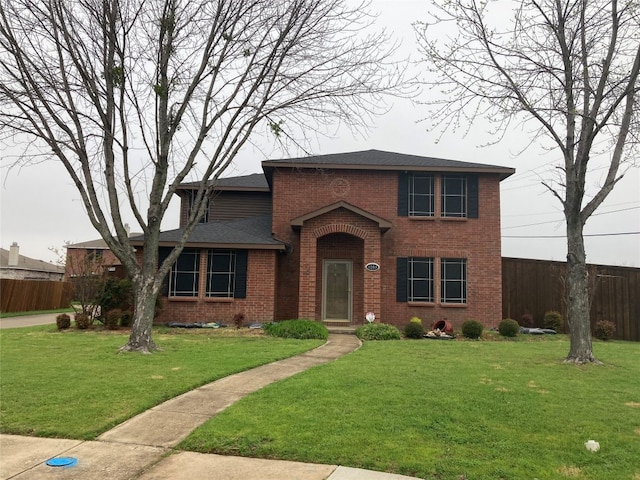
[
  {"xmin": 501, "ymin": 201, "xmax": 640, "ymax": 218},
  {"xmin": 502, "ymin": 206, "xmax": 640, "ymax": 230},
  {"xmin": 502, "ymin": 231, "xmax": 640, "ymax": 238}
]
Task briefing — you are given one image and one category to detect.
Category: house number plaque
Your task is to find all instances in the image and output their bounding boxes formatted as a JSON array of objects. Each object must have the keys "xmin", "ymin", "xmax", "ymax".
[{"xmin": 365, "ymin": 263, "xmax": 380, "ymax": 272}]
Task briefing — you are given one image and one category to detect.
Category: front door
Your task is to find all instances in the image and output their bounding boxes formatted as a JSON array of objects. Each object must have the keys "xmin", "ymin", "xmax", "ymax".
[{"xmin": 322, "ymin": 260, "xmax": 352, "ymax": 322}]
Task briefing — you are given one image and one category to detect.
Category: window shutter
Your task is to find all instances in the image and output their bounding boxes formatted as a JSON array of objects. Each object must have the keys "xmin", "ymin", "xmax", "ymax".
[
  {"xmin": 398, "ymin": 172, "xmax": 409, "ymax": 216},
  {"xmin": 234, "ymin": 250, "xmax": 248, "ymax": 299},
  {"xmin": 396, "ymin": 257, "xmax": 408, "ymax": 302},
  {"xmin": 467, "ymin": 174, "xmax": 479, "ymax": 218},
  {"xmin": 158, "ymin": 247, "xmax": 172, "ymax": 296}
]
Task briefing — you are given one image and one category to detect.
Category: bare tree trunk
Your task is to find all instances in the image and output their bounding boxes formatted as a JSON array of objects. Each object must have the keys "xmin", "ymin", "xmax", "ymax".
[
  {"xmin": 121, "ymin": 275, "xmax": 159, "ymax": 353},
  {"xmin": 564, "ymin": 219, "xmax": 600, "ymax": 364}
]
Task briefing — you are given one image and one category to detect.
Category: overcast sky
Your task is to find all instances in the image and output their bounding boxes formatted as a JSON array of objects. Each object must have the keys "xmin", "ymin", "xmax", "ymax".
[{"xmin": 1, "ymin": 0, "xmax": 639, "ymax": 267}]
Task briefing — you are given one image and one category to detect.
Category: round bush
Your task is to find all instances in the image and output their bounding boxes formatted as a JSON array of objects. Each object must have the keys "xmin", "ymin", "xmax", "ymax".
[
  {"xmin": 461, "ymin": 320, "xmax": 483, "ymax": 339},
  {"xmin": 404, "ymin": 321, "xmax": 424, "ymax": 339},
  {"xmin": 409, "ymin": 316, "xmax": 422, "ymax": 325},
  {"xmin": 263, "ymin": 319, "xmax": 328, "ymax": 340},
  {"xmin": 498, "ymin": 318, "xmax": 519, "ymax": 337},
  {"xmin": 75, "ymin": 313, "xmax": 91, "ymax": 330},
  {"xmin": 104, "ymin": 309, "xmax": 122, "ymax": 330},
  {"xmin": 543, "ymin": 310, "xmax": 563, "ymax": 332},
  {"xmin": 593, "ymin": 320, "xmax": 616, "ymax": 341},
  {"xmin": 356, "ymin": 323, "xmax": 401, "ymax": 340},
  {"xmin": 56, "ymin": 313, "xmax": 71, "ymax": 330}
]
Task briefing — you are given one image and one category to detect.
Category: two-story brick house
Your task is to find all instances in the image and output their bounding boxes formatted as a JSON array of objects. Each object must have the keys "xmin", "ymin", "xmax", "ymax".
[{"xmin": 142, "ymin": 150, "xmax": 514, "ymax": 330}]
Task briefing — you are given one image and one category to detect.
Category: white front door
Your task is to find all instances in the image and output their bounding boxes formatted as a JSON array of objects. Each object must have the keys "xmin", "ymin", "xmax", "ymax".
[{"xmin": 322, "ymin": 260, "xmax": 352, "ymax": 322}]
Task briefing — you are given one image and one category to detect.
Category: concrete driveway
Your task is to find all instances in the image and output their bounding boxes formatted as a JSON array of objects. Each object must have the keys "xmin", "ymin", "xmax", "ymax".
[{"xmin": 0, "ymin": 313, "xmax": 59, "ymax": 329}]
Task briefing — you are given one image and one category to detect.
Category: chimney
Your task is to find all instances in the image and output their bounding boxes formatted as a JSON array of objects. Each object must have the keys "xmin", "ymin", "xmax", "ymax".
[{"xmin": 8, "ymin": 242, "xmax": 19, "ymax": 266}]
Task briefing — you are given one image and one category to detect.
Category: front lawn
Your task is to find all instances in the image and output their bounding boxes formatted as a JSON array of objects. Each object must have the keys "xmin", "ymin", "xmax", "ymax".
[
  {"xmin": 180, "ymin": 336, "xmax": 640, "ymax": 480},
  {"xmin": 0, "ymin": 325, "xmax": 323, "ymax": 439}
]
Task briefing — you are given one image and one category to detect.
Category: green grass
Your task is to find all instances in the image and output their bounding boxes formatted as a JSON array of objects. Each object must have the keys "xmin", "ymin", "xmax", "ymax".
[
  {"xmin": 0, "ymin": 325, "xmax": 323, "ymax": 439},
  {"xmin": 180, "ymin": 336, "xmax": 640, "ymax": 480}
]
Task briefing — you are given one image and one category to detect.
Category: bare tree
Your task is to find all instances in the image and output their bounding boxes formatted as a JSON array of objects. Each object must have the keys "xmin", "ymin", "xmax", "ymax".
[
  {"xmin": 415, "ymin": 0, "xmax": 640, "ymax": 363},
  {"xmin": 0, "ymin": 0, "xmax": 404, "ymax": 352}
]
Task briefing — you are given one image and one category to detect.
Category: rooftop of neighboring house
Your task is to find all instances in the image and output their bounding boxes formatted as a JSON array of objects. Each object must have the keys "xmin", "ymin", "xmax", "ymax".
[
  {"xmin": 0, "ymin": 245, "xmax": 64, "ymax": 274},
  {"xmin": 66, "ymin": 225, "xmax": 143, "ymax": 250}
]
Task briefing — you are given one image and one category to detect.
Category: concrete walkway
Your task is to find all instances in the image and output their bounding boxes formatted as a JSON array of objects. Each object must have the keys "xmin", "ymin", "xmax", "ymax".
[
  {"xmin": 0, "ymin": 333, "xmax": 423, "ymax": 480},
  {"xmin": 0, "ymin": 312, "xmax": 59, "ymax": 329}
]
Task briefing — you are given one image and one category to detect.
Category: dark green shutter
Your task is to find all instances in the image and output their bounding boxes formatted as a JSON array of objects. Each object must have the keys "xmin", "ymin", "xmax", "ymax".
[
  {"xmin": 468, "ymin": 174, "xmax": 479, "ymax": 218},
  {"xmin": 398, "ymin": 172, "xmax": 409, "ymax": 216},
  {"xmin": 234, "ymin": 250, "xmax": 248, "ymax": 299},
  {"xmin": 396, "ymin": 257, "xmax": 408, "ymax": 302}
]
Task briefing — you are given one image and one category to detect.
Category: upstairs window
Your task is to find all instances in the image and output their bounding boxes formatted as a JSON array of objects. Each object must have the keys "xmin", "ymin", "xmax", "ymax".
[
  {"xmin": 187, "ymin": 190, "xmax": 209, "ymax": 224},
  {"xmin": 441, "ymin": 175, "xmax": 467, "ymax": 217},
  {"xmin": 408, "ymin": 174, "xmax": 435, "ymax": 217},
  {"xmin": 398, "ymin": 173, "xmax": 478, "ymax": 218}
]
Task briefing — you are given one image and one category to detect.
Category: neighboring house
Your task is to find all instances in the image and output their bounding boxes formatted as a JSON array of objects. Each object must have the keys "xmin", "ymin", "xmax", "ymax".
[
  {"xmin": 133, "ymin": 150, "xmax": 515, "ymax": 329},
  {"xmin": 0, "ymin": 243, "xmax": 64, "ymax": 280},
  {"xmin": 65, "ymin": 225, "xmax": 140, "ymax": 280}
]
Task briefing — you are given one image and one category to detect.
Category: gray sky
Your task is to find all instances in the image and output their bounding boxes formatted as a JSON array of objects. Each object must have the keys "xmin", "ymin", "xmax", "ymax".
[{"xmin": 1, "ymin": 0, "xmax": 639, "ymax": 267}]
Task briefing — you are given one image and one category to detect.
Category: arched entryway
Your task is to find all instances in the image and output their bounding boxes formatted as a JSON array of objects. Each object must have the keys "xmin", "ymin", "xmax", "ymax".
[
  {"xmin": 316, "ymin": 233, "xmax": 364, "ymax": 322},
  {"xmin": 292, "ymin": 202, "xmax": 389, "ymax": 323}
]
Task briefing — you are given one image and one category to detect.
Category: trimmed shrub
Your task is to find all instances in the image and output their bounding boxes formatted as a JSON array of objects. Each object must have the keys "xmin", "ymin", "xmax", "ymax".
[
  {"xmin": 404, "ymin": 321, "xmax": 424, "ymax": 339},
  {"xmin": 104, "ymin": 309, "xmax": 122, "ymax": 330},
  {"xmin": 461, "ymin": 320, "xmax": 483, "ymax": 339},
  {"xmin": 410, "ymin": 316, "xmax": 422, "ymax": 325},
  {"xmin": 356, "ymin": 323, "xmax": 401, "ymax": 341},
  {"xmin": 263, "ymin": 320, "xmax": 328, "ymax": 340},
  {"xmin": 543, "ymin": 311, "xmax": 563, "ymax": 332},
  {"xmin": 56, "ymin": 313, "xmax": 71, "ymax": 330},
  {"xmin": 75, "ymin": 313, "xmax": 91, "ymax": 330},
  {"xmin": 593, "ymin": 320, "xmax": 616, "ymax": 341},
  {"xmin": 498, "ymin": 318, "xmax": 519, "ymax": 338}
]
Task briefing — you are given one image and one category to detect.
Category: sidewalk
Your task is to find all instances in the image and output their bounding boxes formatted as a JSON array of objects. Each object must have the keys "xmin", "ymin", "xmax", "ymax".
[
  {"xmin": 0, "ymin": 334, "xmax": 423, "ymax": 480},
  {"xmin": 0, "ymin": 313, "xmax": 58, "ymax": 329}
]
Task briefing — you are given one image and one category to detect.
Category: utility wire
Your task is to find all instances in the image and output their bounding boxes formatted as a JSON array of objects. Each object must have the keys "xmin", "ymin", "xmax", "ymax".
[
  {"xmin": 502, "ymin": 206, "xmax": 640, "ymax": 230},
  {"xmin": 503, "ymin": 231, "xmax": 640, "ymax": 238}
]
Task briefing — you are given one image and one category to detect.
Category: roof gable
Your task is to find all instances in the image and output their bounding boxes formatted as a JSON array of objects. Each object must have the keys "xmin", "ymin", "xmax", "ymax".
[{"xmin": 291, "ymin": 201, "xmax": 392, "ymax": 231}]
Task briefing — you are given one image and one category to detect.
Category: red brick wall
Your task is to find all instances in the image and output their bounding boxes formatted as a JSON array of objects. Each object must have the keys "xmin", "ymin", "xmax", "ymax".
[
  {"xmin": 64, "ymin": 248, "xmax": 121, "ymax": 280},
  {"xmin": 155, "ymin": 249, "xmax": 277, "ymax": 324},
  {"xmin": 271, "ymin": 168, "xmax": 504, "ymax": 329}
]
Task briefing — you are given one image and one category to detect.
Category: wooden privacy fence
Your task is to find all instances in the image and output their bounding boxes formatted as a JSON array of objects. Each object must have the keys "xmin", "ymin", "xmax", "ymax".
[
  {"xmin": 0, "ymin": 279, "xmax": 73, "ymax": 313},
  {"xmin": 502, "ymin": 257, "xmax": 640, "ymax": 342}
]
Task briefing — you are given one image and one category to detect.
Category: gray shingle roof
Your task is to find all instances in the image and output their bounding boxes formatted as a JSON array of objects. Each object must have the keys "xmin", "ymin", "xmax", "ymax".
[
  {"xmin": 262, "ymin": 149, "xmax": 514, "ymax": 177},
  {"xmin": 179, "ymin": 173, "xmax": 269, "ymax": 191},
  {"xmin": 0, "ymin": 248, "xmax": 65, "ymax": 274},
  {"xmin": 131, "ymin": 215, "xmax": 285, "ymax": 250}
]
